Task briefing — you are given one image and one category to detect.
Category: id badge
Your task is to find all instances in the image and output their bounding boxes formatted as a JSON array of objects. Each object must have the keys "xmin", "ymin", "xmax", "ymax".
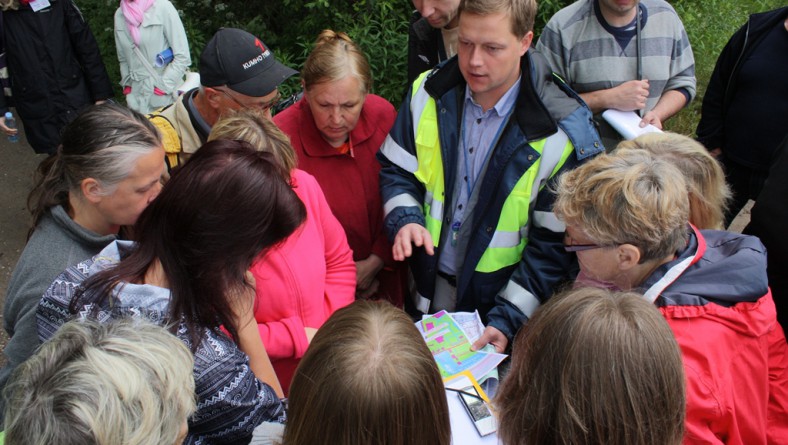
[
  {"xmin": 30, "ymin": 0, "xmax": 51, "ymax": 12},
  {"xmin": 450, "ymin": 221, "xmax": 461, "ymax": 247}
]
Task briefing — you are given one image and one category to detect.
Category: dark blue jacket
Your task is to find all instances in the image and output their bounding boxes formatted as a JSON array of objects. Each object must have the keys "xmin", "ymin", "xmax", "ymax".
[{"xmin": 378, "ymin": 51, "xmax": 602, "ymax": 339}]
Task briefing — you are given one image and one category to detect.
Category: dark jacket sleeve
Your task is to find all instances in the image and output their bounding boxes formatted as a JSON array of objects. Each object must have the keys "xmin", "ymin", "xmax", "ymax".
[
  {"xmin": 695, "ymin": 21, "xmax": 748, "ymax": 150},
  {"xmin": 62, "ymin": 0, "xmax": 113, "ymax": 101}
]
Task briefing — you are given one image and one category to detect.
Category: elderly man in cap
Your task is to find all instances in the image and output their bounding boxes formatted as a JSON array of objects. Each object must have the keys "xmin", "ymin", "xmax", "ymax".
[{"xmin": 150, "ymin": 27, "xmax": 297, "ymax": 169}]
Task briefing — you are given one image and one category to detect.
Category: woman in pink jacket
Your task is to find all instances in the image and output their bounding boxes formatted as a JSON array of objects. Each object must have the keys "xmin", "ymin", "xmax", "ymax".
[{"xmin": 209, "ymin": 109, "xmax": 356, "ymax": 393}]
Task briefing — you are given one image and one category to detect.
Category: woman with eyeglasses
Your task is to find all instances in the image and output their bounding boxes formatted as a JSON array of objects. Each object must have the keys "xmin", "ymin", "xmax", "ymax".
[
  {"xmin": 274, "ymin": 30, "xmax": 406, "ymax": 306},
  {"xmin": 553, "ymin": 147, "xmax": 788, "ymax": 444},
  {"xmin": 0, "ymin": 103, "xmax": 165, "ymax": 424}
]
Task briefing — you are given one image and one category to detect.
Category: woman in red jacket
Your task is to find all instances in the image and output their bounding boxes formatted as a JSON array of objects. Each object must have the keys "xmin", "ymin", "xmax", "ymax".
[{"xmin": 274, "ymin": 30, "xmax": 405, "ymax": 306}]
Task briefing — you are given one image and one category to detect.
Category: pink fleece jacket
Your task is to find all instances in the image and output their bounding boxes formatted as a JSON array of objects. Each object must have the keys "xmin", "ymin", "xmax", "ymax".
[{"xmin": 250, "ymin": 169, "xmax": 356, "ymax": 393}]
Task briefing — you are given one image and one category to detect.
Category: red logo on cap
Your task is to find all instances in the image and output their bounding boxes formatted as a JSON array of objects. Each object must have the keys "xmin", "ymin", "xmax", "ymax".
[{"xmin": 255, "ymin": 39, "xmax": 266, "ymax": 53}]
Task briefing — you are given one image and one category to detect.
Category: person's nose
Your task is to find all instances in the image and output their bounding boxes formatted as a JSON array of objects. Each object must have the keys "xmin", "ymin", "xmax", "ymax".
[
  {"xmin": 329, "ymin": 107, "xmax": 343, "ymax": 124},
  {"xmin": 148, "ymin": 182, "xmax": 162, "ymax": 203},
  {"xmin": 468, "ymin": 47, "xmax": 483, "ymax": 67}
]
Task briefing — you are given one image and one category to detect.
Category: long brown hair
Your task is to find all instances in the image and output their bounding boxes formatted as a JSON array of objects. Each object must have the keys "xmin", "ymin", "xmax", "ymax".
[
  {"xmin": 495, "ymin": 287, "xmax": 686, "ymax": 445},
  {"xmin": 71, "ymin": 140, "xmax": 306, "ymax": 347},
  {"xmin": 283, "ymin": 300, "xmax": 451, "ymax": 445}
]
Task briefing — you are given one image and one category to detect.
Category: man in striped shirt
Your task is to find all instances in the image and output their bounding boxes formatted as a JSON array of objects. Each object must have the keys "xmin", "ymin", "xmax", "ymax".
[{"xmin": 536, "ymin": 0, "xmax": 695, "ymax": 145}]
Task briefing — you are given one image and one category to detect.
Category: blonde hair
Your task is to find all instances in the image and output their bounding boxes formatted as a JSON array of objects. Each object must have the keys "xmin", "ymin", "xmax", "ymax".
[
  {"xmin": 495, "ymin": 287, "xmax": 686, "ymax": 445},
  {"xmin": 283, "ymin": 300, "xmax": 451, "ymax": 445},
  {"xmin": 301, "ymin": 30, "xmax": 372, "ymax": 93},
  {"xmin": 459, "ymin": 0, "xmax": 537, "ymax": 37},
  {"xmin": 553, "ymin": 150, "xmax": 690, "ymax": 262},
  {"xmin": 4, "ymin": 319, "xmax": 196, "ymax": 445},
  {"xmin": 208, "ymin": 108, "xmax": 298, "ymax": 171},
  {"xmin": 615, "ymin": 132, "xmax": 731, "ymax": 230}
]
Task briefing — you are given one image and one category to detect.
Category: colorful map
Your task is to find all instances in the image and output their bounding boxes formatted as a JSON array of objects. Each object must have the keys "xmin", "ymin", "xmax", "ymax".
[{"xmin": 418, "ymin": 311, "xmax": 506, "ymax": 380}]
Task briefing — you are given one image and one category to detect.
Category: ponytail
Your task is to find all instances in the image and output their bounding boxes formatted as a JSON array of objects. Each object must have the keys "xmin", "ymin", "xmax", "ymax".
[{"xmin": 27, "ymin": 151, "xmax": 69, "ymax": 237}]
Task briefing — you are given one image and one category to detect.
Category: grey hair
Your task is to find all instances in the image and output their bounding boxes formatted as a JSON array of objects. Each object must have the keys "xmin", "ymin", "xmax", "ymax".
[
  {"xmin": 3, "ymin": 318, "xmax": 196, "ymax": 445},
  {"xmin": 28, "ymin": 102, "xmax": 162, "ymax": 230}
]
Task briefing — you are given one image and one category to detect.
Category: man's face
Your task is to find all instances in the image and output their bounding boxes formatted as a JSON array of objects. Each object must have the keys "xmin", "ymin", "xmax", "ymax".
[
  {"xmin": 598, "ymin": 0, "xmax": 639, "ymax": 18},
  {"xmin": 216, "ymin": 88, "xmax": 281, "ymax": 120},
  {"xmin": 413, "ymin": 0, "xmax": 461, "ymax": 28},
  {"xmin": 458, "ymin": 12, "xmax": 531, "ymax": 108}
]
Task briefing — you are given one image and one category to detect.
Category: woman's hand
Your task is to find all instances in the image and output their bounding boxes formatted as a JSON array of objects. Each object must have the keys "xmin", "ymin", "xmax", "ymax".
[
  {"xmin": 0, "ymin": 115, "xmax": 18, "ymax": 136},
  {"xmin": 356, "ymin": 279, "xmax": 380, "ymax": 300},
  {"xmin": 355, "ymin": 254, "xmax": 384, "ymax": 296}
]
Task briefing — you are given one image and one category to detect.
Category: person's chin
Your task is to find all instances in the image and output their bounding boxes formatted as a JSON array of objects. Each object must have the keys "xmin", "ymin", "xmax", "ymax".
[
  {"xmin": 426, "ymin": 16, "xmax": 447, "ymax": 28},
  {"xmin": 321, "ymin": 129, "xmax": 348, "ymax": 144},
  {"xmin": 324, "ymin": 127, "xmax": 347, "ymax": 137}
]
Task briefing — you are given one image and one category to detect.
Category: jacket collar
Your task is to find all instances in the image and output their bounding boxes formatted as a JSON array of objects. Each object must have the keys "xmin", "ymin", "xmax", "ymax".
[{"xmin": 423, "ymin": 51, "xmax": 558, "ymax": 143}]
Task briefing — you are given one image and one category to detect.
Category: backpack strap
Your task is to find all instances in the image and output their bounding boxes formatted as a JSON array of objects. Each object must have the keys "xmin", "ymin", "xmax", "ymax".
[{"xmin": 147, "ymin": 111, "xmax": 181, "ymax": 170}]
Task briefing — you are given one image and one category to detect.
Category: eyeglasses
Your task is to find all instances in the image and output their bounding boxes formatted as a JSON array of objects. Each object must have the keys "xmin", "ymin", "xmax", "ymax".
[
  {"xmin": 562, "ymin": 232, "xmax": 617, "ymax": 253},
  {"xmin": 217, "ymin": 88, "xmax": 282, "ymax": 112},
  {"xmin": 563, "ymin": 243, "xmax": 607, "ymax": 252}
]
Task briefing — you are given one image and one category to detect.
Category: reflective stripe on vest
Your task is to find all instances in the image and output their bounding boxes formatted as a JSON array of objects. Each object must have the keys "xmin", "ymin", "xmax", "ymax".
[
  {"xmin": 411, "ymin": 72, "xmax": 446, "ymax": 247},
  {"xmin": 476, "ymin": 130, "xmax": 573, "ymax": 273}
]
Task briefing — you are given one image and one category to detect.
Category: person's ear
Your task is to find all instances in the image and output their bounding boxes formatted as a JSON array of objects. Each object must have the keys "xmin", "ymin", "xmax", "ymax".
[
  {"xmin": 204, "ymin": 87, "xmax": 224, "ymax": 110},
  {"xmin": 616, "ymin": 244, "xmax": 642, "ymax": 271},
  {"xmin": 519, "ymin": 31, "xmax": 534, "ymax": 55},
  {"xmin": 301, "ymin": 81, "xmax": 309, "ymax": 100},
  {"xmin": 80, "ymin": 178, "xmax": 103, "ymax": 204}
]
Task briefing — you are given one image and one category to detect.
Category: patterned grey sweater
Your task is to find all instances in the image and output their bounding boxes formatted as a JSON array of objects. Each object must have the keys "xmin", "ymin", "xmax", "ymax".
[{"xmin": 36, "ymin": 241, "xmax": 286, "ymax": 445}]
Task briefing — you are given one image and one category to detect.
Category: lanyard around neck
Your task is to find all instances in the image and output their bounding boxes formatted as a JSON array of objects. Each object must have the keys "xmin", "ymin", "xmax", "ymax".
[{"xmin": 459, "ymin": 107, "xmax": 513, "ymax": 198}]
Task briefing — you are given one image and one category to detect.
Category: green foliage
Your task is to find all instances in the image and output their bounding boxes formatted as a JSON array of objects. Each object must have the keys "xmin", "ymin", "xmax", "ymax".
[
  {"xmin": 79, "ymin": 0, "xmax": 122, "ymax": 101},
  {"xmin": 534, "ymin": 0, "xmax": 573, "ymax": 37},
  {"xmin": 82, "ymin": 0, "xmax": 784, "ymax": 129}
]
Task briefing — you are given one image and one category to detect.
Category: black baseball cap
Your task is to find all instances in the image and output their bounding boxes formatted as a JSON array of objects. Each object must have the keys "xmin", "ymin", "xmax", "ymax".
[{"xmin": 199, "ymin": 28, "xmax": 297, "ymax": 97}]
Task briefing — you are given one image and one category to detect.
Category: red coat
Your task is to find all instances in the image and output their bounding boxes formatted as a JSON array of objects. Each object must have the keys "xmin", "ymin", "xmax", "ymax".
[
  {"xmin": 275, "ymin": 94, "xmax": 405, "ymax": 305},
  {"xmin": 643, "ymin": 228, "xmax": 788, "ymax": 444}
]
